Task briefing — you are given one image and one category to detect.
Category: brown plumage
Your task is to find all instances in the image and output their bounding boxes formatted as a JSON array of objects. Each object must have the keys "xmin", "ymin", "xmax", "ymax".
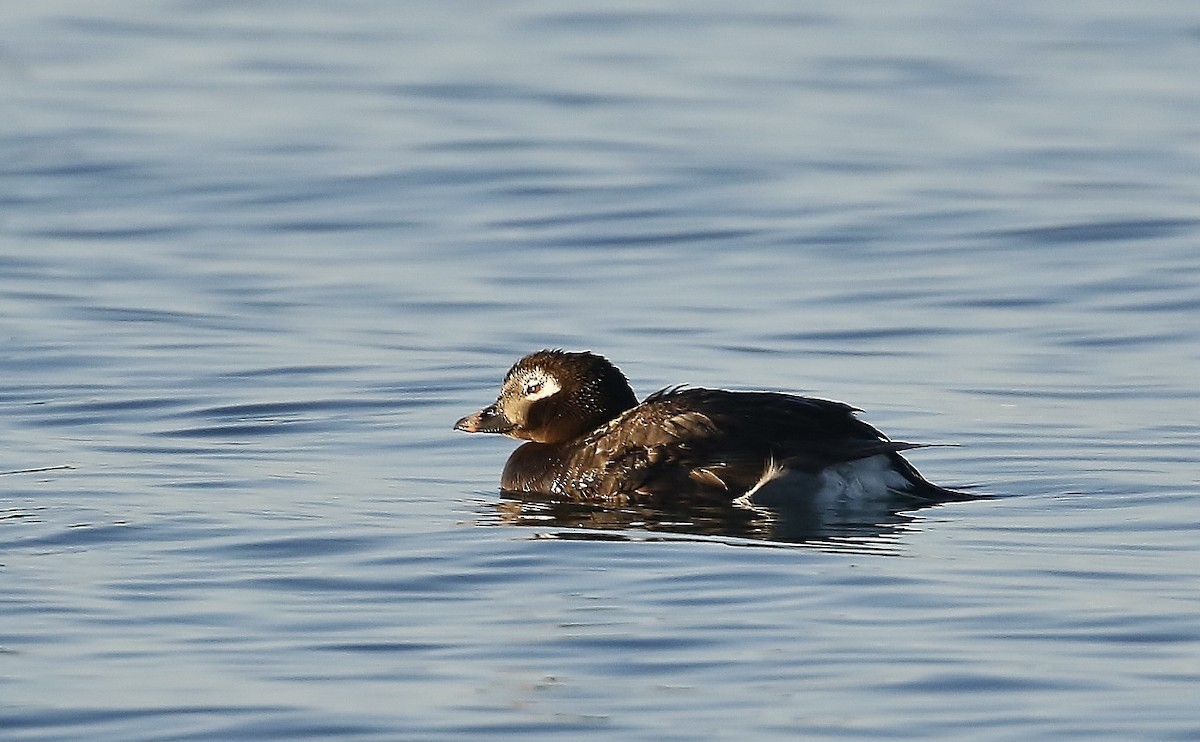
[{"xmin": 455, "ymin": 349, "xmax": 977, "ymax": 505}]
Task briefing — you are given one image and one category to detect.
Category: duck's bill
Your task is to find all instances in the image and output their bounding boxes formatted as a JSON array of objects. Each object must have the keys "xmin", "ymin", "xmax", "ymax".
[{"xmin": 454, "ymin": 404, "xmax": 515, "ymax": 434}]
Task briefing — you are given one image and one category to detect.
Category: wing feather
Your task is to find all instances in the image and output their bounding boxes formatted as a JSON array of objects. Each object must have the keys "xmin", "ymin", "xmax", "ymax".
[{"xmin": 568, "ymin": 387, "xmax": 920, "ymax": 500}]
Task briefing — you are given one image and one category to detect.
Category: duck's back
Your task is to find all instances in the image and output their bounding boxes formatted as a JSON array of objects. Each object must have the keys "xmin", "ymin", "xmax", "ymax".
[{"xmin": 546, "ymin": 387, "xmax": 921, "ymax": 501}]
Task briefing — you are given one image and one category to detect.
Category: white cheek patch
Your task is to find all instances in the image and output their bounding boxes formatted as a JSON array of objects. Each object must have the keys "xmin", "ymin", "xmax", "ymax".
[{"xmin": 523, "ymin": 370, "xmax": 561, "ymax": 401}]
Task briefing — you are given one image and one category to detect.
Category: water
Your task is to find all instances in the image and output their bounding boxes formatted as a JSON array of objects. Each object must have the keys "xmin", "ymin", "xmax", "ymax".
[{"xmin": 2, "ymin": 1, "xmax": 1199, "ymax": 739}]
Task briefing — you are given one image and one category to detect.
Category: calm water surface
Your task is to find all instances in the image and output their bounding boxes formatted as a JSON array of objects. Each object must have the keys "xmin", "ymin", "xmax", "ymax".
[{"xmin": 2, "ymin": 2, "xmax": 1199, "ymax": 740}]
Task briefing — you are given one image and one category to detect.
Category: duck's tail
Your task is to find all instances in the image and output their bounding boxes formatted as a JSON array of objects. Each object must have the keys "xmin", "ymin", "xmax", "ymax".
[{"xmin": 885, "ymin": 447, "xmax": 986, "ymax": 503}]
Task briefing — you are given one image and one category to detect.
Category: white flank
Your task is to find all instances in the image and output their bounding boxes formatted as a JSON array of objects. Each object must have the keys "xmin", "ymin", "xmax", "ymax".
[
  {"xmin": 739, "ymin": 454, "xmax": 911, "ymax": 508},
  {"xmin": 815, "ymin": 455, "xmax": 911, "ymax": 503}
]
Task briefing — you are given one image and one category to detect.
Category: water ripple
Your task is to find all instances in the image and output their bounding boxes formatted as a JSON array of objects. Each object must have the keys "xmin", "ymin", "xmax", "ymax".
[{"xmin": 991, "ymin": 218, "xmax": 1199, "ymax": 244}]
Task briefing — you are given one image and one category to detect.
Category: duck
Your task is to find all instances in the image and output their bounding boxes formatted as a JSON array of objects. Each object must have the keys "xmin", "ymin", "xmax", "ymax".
[{"xmin": 455, "ymin": 349, "xmax": 978, "ymax": 506}]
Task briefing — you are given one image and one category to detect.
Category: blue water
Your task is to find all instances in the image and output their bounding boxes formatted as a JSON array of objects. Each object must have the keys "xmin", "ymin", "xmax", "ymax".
[{"xmin": 3, "ymin": 2, "xmax": 1199, "ymax": 740}]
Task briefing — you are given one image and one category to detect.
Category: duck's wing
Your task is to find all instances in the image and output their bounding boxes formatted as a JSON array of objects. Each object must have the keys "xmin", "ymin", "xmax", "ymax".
[
  {"xmin": 568, "ymin": 392, "xmax": 723, "ymax": 499},
  {"xmin": 577, "ymin": 387, "xmax": 914, "ymax": 499}
]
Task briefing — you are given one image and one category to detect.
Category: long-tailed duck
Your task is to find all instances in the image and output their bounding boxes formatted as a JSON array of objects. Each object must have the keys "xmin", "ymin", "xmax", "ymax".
[{"xmin": 455, "ymin": 350, "xmax": 978, "ymax": 506}]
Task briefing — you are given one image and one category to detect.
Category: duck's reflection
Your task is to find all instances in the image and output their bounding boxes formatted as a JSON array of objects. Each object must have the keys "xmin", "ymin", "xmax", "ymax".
[{"xmin": 486, "ymin": 489, "xmax": 957, "ymax": 551}]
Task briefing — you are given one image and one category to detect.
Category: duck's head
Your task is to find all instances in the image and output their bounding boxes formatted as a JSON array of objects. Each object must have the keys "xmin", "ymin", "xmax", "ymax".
[{"xmin": 454, "ymin": 350, "xmax": 638, "ymax": 444}]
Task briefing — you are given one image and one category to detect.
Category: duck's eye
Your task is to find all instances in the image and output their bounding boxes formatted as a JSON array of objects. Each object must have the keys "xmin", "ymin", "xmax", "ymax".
[{"xmin": 519, "ymin": 372, "xmax": 560, "ymax": 401}]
